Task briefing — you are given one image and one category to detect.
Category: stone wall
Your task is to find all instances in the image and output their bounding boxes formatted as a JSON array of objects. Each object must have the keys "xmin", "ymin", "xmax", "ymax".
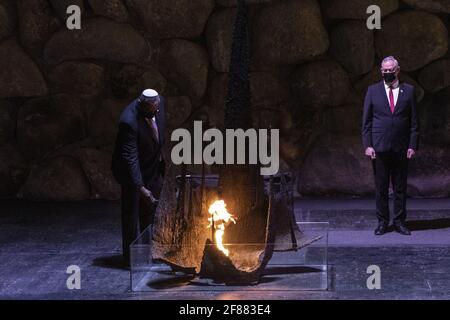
[{"xmin": 0, "ymin": 0, "xmax": 449, "ymax": 201}]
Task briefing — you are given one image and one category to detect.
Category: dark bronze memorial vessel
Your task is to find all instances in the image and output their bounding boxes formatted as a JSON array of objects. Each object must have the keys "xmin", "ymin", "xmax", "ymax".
[{"xmin": 151, "ymin": 0, "xmax": 319, "ymax": 285}]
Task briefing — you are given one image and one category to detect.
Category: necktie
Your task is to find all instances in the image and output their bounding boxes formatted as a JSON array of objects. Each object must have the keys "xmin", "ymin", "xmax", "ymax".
[
  {"xmin": 389, "ymin": 87, "xmax": 395, "ymax": 114},
  {"xmin": 146, "ymin": 118, "xmax": 163, "ymax": 162},
  {"xmin": 146, "ymin": 118, "xmax": 159, "ymax": 143}
]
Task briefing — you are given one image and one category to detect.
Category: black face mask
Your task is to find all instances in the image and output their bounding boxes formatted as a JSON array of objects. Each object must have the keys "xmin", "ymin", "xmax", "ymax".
[{"xmin": 383, "ymin": 72, "xmax": 397, "ymax": 83}]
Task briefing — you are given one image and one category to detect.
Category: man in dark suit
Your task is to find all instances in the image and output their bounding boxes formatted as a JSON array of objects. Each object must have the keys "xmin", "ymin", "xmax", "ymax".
[
  {"xmin": 362, "ymin": 56, "xmax": 419, "ymax": 236},
  {"xmin": 112, "ymin": 89, "xmax": 166, "ymax": 266}
]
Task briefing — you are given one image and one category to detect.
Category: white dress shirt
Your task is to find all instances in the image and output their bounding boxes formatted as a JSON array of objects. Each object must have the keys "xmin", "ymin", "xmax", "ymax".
[{"xmin": 384, "ymin": 80, "xmax": 400, "ymax": 107}]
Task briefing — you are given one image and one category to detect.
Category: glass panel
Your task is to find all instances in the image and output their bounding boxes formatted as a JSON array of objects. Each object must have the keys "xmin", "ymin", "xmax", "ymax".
[{"xmin": 130, "ymin": 222, "xmax": 329, "ymax": 292}]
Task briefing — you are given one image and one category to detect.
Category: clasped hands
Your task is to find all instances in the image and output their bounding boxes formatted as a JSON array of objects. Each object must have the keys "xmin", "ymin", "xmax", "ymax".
[{"xmin": 365, "ymin": 147, "xmax": 416, "ymax": 160}]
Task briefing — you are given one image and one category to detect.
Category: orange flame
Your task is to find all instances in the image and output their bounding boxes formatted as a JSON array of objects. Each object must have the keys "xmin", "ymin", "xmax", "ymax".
[{"xmin": 207, "ymin": 200, "xmax": 237, "ymax": 256}]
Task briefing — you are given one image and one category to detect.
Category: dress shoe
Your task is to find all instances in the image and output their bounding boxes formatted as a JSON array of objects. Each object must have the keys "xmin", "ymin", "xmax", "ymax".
[
  {"xmin": 374, "ymin": 224, "xmax": 388, "ymax": 235},
  {"xmin": 394, "ymin": 223, "xmax": 411, "ymax": 235}
]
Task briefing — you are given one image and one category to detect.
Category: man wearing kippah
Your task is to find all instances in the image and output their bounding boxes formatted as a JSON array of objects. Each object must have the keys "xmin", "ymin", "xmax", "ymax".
[{"xmin": 112, "ymin": 89, "xmax": 166, "ymax": 267}]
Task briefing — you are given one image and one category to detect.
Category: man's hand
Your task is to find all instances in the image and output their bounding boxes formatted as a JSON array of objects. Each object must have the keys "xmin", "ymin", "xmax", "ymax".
[
  {"xmin": 365, "ymin": 147, "xmax": 377, "ymax": 160},
  {"xmin": 140, "ymin": 186, "xmax": 158, "ymax": 204},
  {"xmin": 407, "ymin": 148, "xmax": 416, "ymax": 159}
]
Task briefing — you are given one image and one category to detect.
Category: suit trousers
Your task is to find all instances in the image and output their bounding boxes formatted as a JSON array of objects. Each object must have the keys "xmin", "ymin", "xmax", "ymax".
[
  {"xmin": 120, "ymin": 175, "xmax": 163, "ymax": 266},
  {"xmin": 372, "ymin": 151, "xmax": 409, "ymax": 225}
]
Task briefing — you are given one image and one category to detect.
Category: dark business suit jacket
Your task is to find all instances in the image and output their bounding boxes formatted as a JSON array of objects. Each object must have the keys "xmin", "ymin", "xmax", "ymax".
[
  {"xmin": 362, "ymin": 81, "xmax": 419, "ymax": 153},
  {"xmin": 112, "ymin": 98, "xmax": 166, "ymax": 189}
]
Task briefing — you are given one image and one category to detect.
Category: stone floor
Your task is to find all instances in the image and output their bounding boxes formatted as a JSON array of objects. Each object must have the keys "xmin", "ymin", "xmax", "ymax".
[{"xmin": 0, "ymin": 198, "xmax": 449, "ymax": 300}]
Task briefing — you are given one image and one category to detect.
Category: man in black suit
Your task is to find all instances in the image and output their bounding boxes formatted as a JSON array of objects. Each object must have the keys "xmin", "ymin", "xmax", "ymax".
[
  {"xmin": 362, "ymin": 56, "xmax": 419, "ymax": 236},
  {"xmin": 112, "ymin": 89, "xmax": 166, "ymax": 266}
]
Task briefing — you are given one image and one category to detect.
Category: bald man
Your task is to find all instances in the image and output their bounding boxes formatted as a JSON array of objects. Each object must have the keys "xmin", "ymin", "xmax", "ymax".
[
  {"xmin": 112, "ymin": 89, "xmax": 166, "ymax": 267},
  {"xmin": 362, "ymin": 57, "xmax": 420, "ymax": 236}
]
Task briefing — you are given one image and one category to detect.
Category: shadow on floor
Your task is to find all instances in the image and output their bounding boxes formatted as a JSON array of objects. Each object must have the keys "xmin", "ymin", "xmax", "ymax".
[
  {"xmin": 148, "ymin": 275, "xmax": 196, "ymax": 290},
  {"xmin": 263, "ymin": 266, "xmax": 323, "ymax": 276},
  {"xmin": 92, "ymin": 255, "xmax": 127, "ymax": 270},
  {"xmin": 406, "ymin": 218, "xmax": 450, "ymax": 231}
]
